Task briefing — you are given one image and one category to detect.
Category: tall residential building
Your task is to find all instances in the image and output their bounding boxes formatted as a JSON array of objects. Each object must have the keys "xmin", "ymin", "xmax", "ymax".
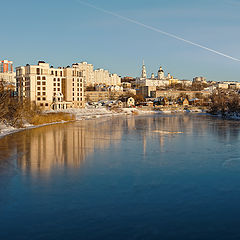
[
  {"xmin": 16, "ymin": 61, "xmax": 85, "ymax": 110},
  {"xmin": 0, "ymin": 60, "xmax": 15, "ymax": 85},
  {"xmin": 63, "ymin": 65, "xmax": 84, "ymax": 108},
  {"xmin": 94, "ymin": 68, "xmax": 110, "ymax": 85},
  {"xmin": 0, "ymin": 60, "xmax": 13, "ymax": 73},
  {"xmin": 71, "ymin": 61, "xmax": 121, "ymax": 86},
  {"xmin": 94, "ymin": 69, "xmax": 121, "ymax": 86},
  {"xmin": 73, "ymin": 62, "xmax": 94, "ymax": 86}
]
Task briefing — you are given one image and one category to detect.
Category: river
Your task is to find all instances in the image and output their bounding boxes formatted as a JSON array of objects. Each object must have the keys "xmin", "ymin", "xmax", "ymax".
[{"xmin": 1, "ymin": 114, "xmax": 240, "ymax": 240}]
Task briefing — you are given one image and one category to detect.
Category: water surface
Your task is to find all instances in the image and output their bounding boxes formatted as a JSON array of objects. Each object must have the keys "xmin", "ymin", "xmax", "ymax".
[{"xmin": 1, "ymin": 114, "xmax": 240, "ymax": 240}]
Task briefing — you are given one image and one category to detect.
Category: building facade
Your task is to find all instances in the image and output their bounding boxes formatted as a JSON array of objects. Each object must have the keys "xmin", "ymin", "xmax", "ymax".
[
  {"xmin": 136, "ymin": 62, "xmax": 179, "ymax": 88},
  {"xmin": 16, "ymin": 61, "xmax": 85, "ymax": 110},
  {"xmin": 70, "ymin": 62, "xmax": 121, "ymax": 87},
  {"xmin": 0, "ymin": 60, "xmax": 15, "ymax": 85}
]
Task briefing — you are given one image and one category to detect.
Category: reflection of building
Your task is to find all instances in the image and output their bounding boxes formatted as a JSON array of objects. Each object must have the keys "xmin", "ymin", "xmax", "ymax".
[
  {"xmin": 2, "ymin": 114, "xmax": 238, "ymax": 177},
  {"xmin": 16, "ymin": 119, "xmax": 124, "ymax": 176}
]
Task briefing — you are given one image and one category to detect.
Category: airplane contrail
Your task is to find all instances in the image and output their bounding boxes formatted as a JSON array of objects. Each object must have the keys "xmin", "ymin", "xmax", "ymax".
[{"xmin": 76, "ymin": 0, "xmax": 240, "ymax": 62}]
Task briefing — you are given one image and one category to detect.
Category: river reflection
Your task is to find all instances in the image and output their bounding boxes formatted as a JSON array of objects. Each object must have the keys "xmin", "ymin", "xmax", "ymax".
[
  {"xmin": 0, "ymin": 114, "xmax": 240, "ymax": 176},
  {"xmin": 1, "ymin": 114, "xmax": 240, "ymax": 240}
]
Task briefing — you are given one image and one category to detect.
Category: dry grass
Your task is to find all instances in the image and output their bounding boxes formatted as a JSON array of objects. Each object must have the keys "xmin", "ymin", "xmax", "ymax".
[
  {"xmin": 132, "ymin": 110, "xmax": 139, "ymax": 115},
  {"xmin": 28, "ymin": 112, "xmax": 76, "ymax": 125}
]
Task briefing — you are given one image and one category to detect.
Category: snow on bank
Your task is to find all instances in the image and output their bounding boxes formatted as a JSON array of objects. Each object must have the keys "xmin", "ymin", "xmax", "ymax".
[
  {"xmin": 0, "ymin": 107, "xmax": 206, "ymax": 139},
  {"xmin": 0, "ymin": 107, "xmax": 155, "ymax": 139},
  {"xmin": 0, "ymin": 123, "xmax": 20, "ymax": 138}
]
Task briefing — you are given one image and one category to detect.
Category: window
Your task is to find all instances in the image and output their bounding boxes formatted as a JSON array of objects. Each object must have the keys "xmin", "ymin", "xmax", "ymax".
[
  {"xmin": 42, "ymin": 76, "xmax": 46, "ymax": 80},
  {"xmin": 72, "ymin": 88, "xmax": 74, "ymax": 91},
  {"xmin": 37, "ymin": 92, "xmax": 40, "ymax": 96},
  {"xmin": 54, "ymin": 88, "xmax": 56, "ymax": 91},
  {"xmin": 54, "ymin": 78, "xmax": 56, "ymax": 81},
  {"xmin": 43, "ymin": 87, "xmax": 46, "ymax": 90},
  {"xmin": 60, "ymin": 72, "xmax": 62, "ymax": 77},
  {"xmin": 37, "ymin": 76, "xmax": 41, "ymax": 80},
  {"xmin": 37, "ymin": 97, "xmax": 41, "ymax": 101},
  {"xmin": 51, "ymin": 71, "xmax": 54, "ymax": 75},
  {"xmin": 73, "ymin": 93, "xmax": 74, "ymax": 96},
  {"xmin": 57, "ymin": 83, "xmax": 60, "ymax": 86},
  {"xmin": 54, "ymin": 83, "xmax": 56, "ymax": 86},
  {"xmin": 55, "ymin": 71, "xmax": 57, "ymax": 76},
  {"xmin": 72, "ymin": 83, "xmax": 74, "ymax": 86},
  {"xmin": 40, "ymin": 103, "xmax": 44, "ymax": 106},
  {"xmin": 45, "ymin": 103, "xmax": 48, "ymax": 106},
  {"xmin": 42, "ymin": 82, "xmax": 46, "ymax": 85},
  {"xmin": 58, "ymin": 78, "xmax": 60, "ymax": 81},
  {"xmin": 37, "ymin": 82, "xmax": 41, "ymax": 85},
  {"xmin": 37, "ymin": 68, "xmax": 40, "ymax": 75},
  {"xmin": 58, "ymin": 88, "xmax": 60, "ymax": 91},
  {"xmin": 73, "ymin": 97, "xmax": 74, "ymax": 101},
  {"xmin": 37, "ymin": 87, "xmax": 40, "ymax": 90},
  {"xmin": 43, "ymin": 92, "xmax": 46, "ymax": 95},
  {"xmin": 42, "ymin": 97, "xmax": 46, "ymax": 101}
]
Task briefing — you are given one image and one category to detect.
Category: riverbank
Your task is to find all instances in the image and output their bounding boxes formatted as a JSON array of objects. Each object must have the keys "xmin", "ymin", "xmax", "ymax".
[
  {"xmin": 0, "ymin": 106, "xmax": 209, "ymax": 139},
  {"xmin": 0, "ymin": 107, "xmax": 156, "ymax": 139}
]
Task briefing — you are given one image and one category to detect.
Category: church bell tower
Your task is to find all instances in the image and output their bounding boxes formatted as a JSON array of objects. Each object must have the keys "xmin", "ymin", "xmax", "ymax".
[{"xmin": 141, "ymin": 60, "xmax": 147, "ymax": 78}]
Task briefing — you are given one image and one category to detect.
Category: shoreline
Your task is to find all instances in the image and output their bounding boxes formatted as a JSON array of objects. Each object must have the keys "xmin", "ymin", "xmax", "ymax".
[
  {"xmin": 0, "ymin": 107, "xmax": 209, "ymax": 139},
  {"xmin": 0, "ymin": 107, "xmax": 155, "ymax": 139}
]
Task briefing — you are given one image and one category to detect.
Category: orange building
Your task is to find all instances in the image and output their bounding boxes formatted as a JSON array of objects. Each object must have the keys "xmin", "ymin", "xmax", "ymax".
[{"xmin": 0, "ymin": 60, "xmax": 13, "ymax": 73}]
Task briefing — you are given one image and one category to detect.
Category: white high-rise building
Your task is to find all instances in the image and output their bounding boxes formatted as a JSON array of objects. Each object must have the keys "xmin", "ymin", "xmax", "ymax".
[
  {"xmin": 94, "ymin": 68, "xmax": 121, "ymax": 86},
  {"xmin": 72, "ymin": 61, "xmax": 121, "ymax": 86},
  {"xmin": 73, "ymin": 62, "xmax": 94, "ymax": 86}
]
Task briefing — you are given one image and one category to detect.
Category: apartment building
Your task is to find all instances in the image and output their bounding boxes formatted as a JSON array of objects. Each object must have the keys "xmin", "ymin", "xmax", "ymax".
[
  {"xmin": 63, "ymin": 65, "xmax": 84, "ymax": 108},
  {"xmin": 73, "ymin": 62, "xmax": 94, "ymax": 86},
  {"xmin": 0, "ymin": 60, "xmax": 15, "ymax": 85},
  {"xmin": 16, "ymin": 61, "xmax": 85, "ymax": 110},
  {"xmin": 70, "ymin": 62, "xmax": 121, "ymax": 87}
]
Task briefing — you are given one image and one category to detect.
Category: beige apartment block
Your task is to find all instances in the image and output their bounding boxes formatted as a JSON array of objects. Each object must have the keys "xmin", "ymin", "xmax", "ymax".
[
  {"xmin": 110, "ymin": 73, "xmax": 121, "ymax": 86},
  {"xmin": 0, "ymin": 72, "xmax": 16, "ymax": 85},
  {"xmin": 73, "ymin": 62, "xmax": 94, "ymax": 86},
  {"xmin": 63, "ymin": 66, "xmax": 85, "ymax": 108},
  {"xmin": 71, "ymin": 62, "xmax": 121, "ymax": 87},
  {"xmin": 94, "ymin": 68, "xmax": 110, "ymax": 85},
  {"xmin": 94, "ymin": 69, "xmax": 121, "ymax": 86},
  {"xmin": 16, "ymin": 61, "xmax": 85, "ymax": 110}
]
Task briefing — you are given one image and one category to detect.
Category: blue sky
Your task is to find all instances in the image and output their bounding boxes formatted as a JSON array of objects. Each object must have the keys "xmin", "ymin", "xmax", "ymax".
[{"xmin": 2, "ymin": 0, "xmax": 240, "ymax": 81}]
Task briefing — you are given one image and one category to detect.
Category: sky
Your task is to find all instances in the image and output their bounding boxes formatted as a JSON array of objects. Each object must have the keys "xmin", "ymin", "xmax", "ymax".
[{"xmin": 1, "ymin": 0, "xmax": 240, "ymax": 81}]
